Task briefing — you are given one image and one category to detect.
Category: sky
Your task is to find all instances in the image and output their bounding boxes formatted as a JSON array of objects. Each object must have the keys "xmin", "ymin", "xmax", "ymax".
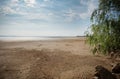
[{"xmin": 0, "ymin": 0, "xmax": 98, "ymax": 36}]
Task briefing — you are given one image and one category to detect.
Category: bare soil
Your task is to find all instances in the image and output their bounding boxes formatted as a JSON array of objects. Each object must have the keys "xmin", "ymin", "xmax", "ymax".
[{"xmin": 0, "ymin": 38, "xmax": 113, "ymax": 79}]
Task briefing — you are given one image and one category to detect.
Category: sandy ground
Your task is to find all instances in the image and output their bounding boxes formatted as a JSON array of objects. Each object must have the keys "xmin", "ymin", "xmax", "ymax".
[{"xmin": 0, "ymin": 38, "xmax": 113, "ymax": 79}]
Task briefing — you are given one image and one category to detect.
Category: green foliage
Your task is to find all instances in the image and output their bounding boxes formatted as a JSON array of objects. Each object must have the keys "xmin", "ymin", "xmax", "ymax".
[{"xmin": 86, "ymin": 0, "xmax": 120, "ymax": 55}]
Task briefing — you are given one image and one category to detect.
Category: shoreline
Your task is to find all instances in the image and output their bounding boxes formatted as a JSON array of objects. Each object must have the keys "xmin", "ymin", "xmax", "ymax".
[{"xmin": 0, "ymin": 37, "xmax": 86, "ymax": 42}]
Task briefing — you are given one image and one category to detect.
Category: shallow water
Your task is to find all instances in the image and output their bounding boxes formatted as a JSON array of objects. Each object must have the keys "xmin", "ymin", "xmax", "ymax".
[{"xmin": 0, "ymin": 36, "xmax": 77, "ymax": 41}]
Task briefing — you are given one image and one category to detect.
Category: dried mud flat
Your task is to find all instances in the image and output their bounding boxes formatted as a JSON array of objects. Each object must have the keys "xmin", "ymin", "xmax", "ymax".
[{"xmin": 0, "ymin": 38, "xmax": 113, "ymax": 79}]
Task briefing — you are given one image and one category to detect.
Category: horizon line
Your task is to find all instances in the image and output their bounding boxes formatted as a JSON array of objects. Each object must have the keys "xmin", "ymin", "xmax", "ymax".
[{"xmin": 0, "ymin": 35, "xmax": 86, "ymax": 37}]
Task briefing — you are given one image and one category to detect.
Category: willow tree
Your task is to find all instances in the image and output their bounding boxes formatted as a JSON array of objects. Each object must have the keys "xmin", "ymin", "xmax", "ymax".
[{"xmin": 86, "ymin": 0, "xmax": 120, "ymax": 55}]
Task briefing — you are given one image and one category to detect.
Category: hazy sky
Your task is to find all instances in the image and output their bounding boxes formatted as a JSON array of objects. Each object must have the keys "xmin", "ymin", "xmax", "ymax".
[{"xmin": 0, "ymin": 0, "xmax": 98, "ymax": 36}]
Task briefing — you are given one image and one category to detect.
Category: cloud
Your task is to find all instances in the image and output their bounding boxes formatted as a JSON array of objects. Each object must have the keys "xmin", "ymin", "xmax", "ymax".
[
  {"xmin": 0, "ymin": 0, "xmax": 97, "ymax": 22},
  {"xmin": 8, "ymin": 0, "xmax": 19, "ymax": 7},
  {"xmin": 80, "ymin": 0, "xmax": 89, "ymax": 5},
  {"xmin": 24, "ymin": 0, "xmax": 36, "ymax": 7},
  {"xmin": 44, "ymin": 0, "xmax": 50, "ymax": 2},
  {"xmin": 11, "ymin": 0, "xmax": 19, "ymax": 3},
  {"xmin": 1, "ymin": 6, "xmax": 17, "ymax": 15},
  {"xmin": 64, "ymin": 9, "xmax": 78, "ymax": 22},
  {"xmin": 62, "ymin": 0, "xmax": 98, "ymax": 21},
  {"xmin": 79, "ymin": 0, "xmax": 97, "ymax": 19},
  {"xmin": 48, "ymin": 13, "xmax": 54, "ymax": 16},
  {"xmin": 0, "ymin": 0, "xmax": 98, "ymax": 36},
  {"xmin": 10, "ymin": 0, "xmax": 37, "ymax": 7},
  {"xmin": 0, "ymin": 6, "xmax": 27, "ymax": 16},
  {"xmin": 19, "ymin": 12, "xmax": 55, "ymax": 23}
]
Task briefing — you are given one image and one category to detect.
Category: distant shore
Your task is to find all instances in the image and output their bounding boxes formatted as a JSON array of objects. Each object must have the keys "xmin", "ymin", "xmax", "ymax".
[{"xmin": 0, "ymin": 36, "xmax": 86, "ymax": 41}]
